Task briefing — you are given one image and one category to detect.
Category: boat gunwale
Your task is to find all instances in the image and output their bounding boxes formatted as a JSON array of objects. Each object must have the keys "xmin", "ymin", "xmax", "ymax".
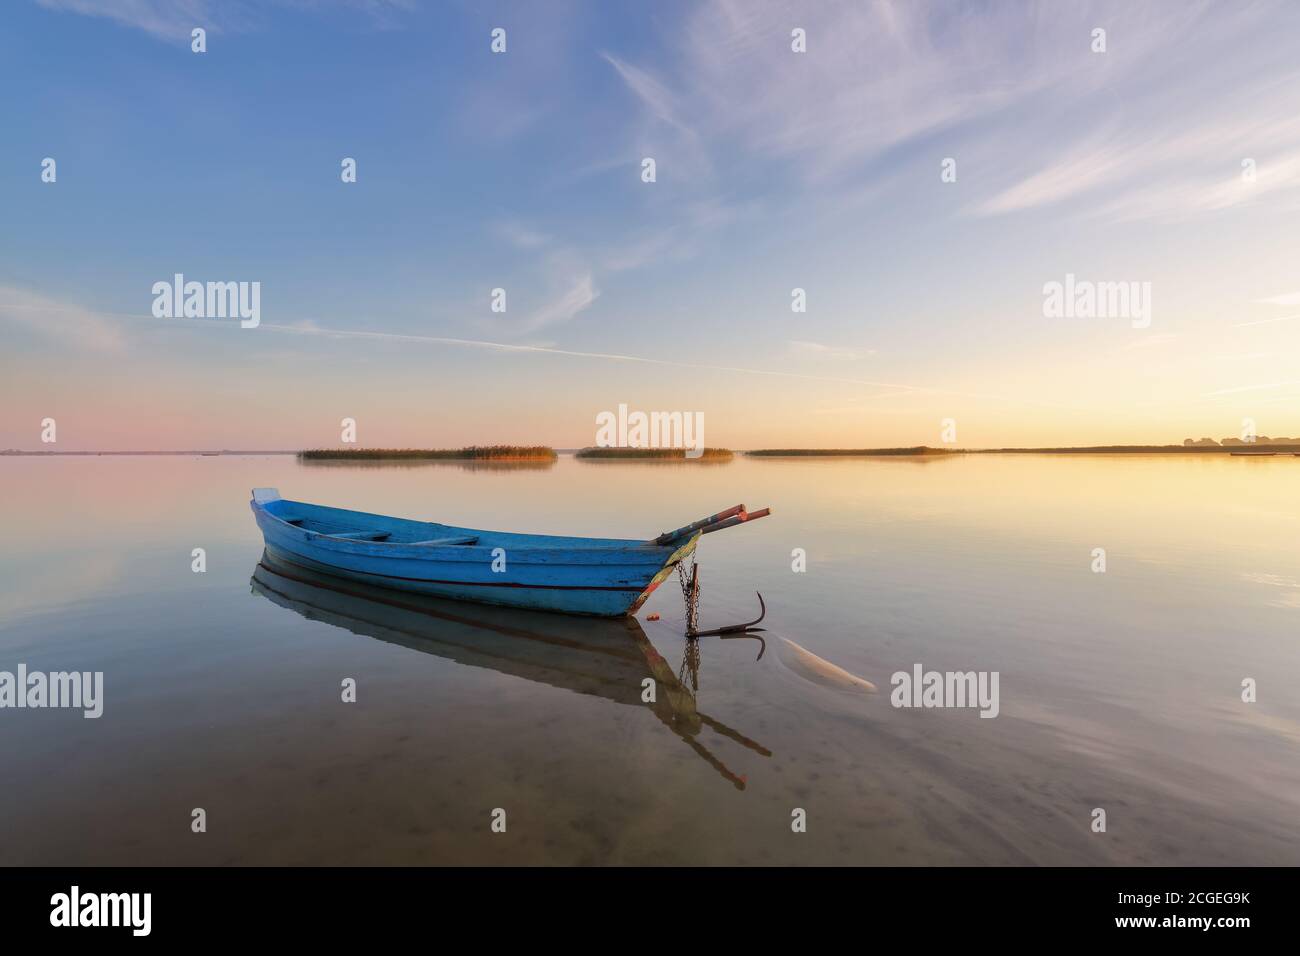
[{"xmin": 252, "ymin": 495, "xmax": 675, "ymax": 560}]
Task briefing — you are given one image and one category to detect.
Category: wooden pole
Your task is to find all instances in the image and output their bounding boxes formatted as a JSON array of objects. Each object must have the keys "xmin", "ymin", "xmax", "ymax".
[
  {"xmin": 698, "ymin": 507, "xmax": 771, "ymax": 535},
  {"xmin": 653, "ymin": 504, "xmax": 746, "ymax": 544}
]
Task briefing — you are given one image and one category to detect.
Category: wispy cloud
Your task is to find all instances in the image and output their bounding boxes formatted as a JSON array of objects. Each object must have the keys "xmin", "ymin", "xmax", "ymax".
[
  {"xmin": 1255, "ymin": 292, "xmax": 1300, "ymax": 306},
  {"xmin": 481, "ymin": 222, "xmax": 600, "ymax": 335},
  {"xmin": 494, "ymin": 221, "xmax": 552, "ymax": 250},
  {"xmin": 512, "ymin": 272, "xmax": 598, "ymax": 335},
  {"xmin": 35, "ymin": 0, "xmax": 413, "ymax": 41},
  {"xmin": 601, "ymin": 53, "xmax": 694, "ymax": 137},
  {"xmin": 1088, "ymin": 149, "xmax": 1300, "ymax": 224},
  {"xmin": 0, "ymin": 293, "xmax": 1084, "ymax": 412},
  {"xmin": 600, "ymin": 50, "xmax": 712, "ymax": 182},
  {"xmin": 602, "ymin": 1, "xmax": 1300, "ymax": 226},
  {"xmin": 971, "ymin": 100, "xmax": 1300, "ymax": 221},
  {"xmin": 1234, "ymin": 292, "xmax": 1300, "ymax": 327},
  {"xmin": 668, "ymin": 0, "xmax": 1062, "ymax": 182},
  {"xmin": 973, "ymin": 145, "xmax": 1130, "ymax": 217},
  {"xmin": 1203, "ymin": 381, "xmax": 1300, "ymax": 397},
  {"xmin": 0, "ymin": 286, "xmax": 124, "ymax": 352},
  {"xmin": 257, "ymin": 320, "xmax": 930, "ymax": 392},
  {"xmin": 600, "ymin": 229, "xmax": 678, "ymax": 273},
  {"xmin": 37, "ymin": 0, "xmax": 233, "ymax": 39},
  {"xmin": 965, "ymin": 4, "xmax": 1300, "ymax": 223},
  {"xmin": 251, "ymin": 321, "xmax": 1085, "ymax": 410},
  {"xmin": 595, "ymin": 0, "xmax": 1300, "ymax": 240},
  {"xmin": 1233, "ymin": 313, "xmax": 1300, "ymax": 329}
]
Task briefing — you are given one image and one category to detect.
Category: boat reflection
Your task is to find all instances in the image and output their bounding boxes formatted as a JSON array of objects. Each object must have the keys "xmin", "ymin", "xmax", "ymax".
[{"xmin": 250, "ymin": 550, "xmax": 771, "ymax": 789}]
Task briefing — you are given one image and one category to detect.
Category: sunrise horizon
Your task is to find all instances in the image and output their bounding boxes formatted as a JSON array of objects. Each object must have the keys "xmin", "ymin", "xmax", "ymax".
[{"xmin": 5, "ymin": 1, "xmax": 1300, "ymax": 454}]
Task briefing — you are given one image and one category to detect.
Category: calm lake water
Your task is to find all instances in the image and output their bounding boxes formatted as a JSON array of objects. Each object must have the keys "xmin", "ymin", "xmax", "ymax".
[{"xmin": 1, "ymin": 453, "xmax": 1298, "ymax": 865}]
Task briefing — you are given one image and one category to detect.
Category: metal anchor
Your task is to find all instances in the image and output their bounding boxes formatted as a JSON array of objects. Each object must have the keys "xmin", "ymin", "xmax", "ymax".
[{"xmin": 682, "ymin": 564, "xmax": 767, "ymax": 660}]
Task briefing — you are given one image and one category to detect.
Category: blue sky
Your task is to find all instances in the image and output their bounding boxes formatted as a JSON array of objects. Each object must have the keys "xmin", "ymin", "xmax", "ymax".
[{"xmin": 3, "ymin": 0, "xmax": 1300, "ymax": 449}]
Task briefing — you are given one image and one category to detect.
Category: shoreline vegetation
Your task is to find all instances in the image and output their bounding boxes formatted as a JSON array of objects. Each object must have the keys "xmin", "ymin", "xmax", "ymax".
[
  {"xmin": 297, "ymin": 446, "xmax": 557, "ymax": 461},
  {"xmin": 574, "ymin": 447, "xmax": 733, "ymax": 460}
]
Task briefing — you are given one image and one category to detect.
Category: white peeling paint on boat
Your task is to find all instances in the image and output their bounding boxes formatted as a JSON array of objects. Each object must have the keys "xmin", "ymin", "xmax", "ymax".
[{"xmin": 777, "ymin": 637, "xmax": 876, "ymax": 693}]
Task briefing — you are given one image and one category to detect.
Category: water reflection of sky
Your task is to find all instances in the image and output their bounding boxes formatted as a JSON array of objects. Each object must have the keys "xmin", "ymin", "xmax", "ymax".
[{"xmin": 0, "ymin": 453, "xmax": 1297, "ymax": 864}]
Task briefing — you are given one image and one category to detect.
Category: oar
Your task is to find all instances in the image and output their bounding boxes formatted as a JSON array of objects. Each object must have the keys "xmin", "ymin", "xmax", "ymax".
[
  {"xmin": 698, "ymin": 507, "xmax": 771, "ymax": 536},
  {"xmin": 652, "ymin": 504, "xmax": 747, "ymax": 544}
]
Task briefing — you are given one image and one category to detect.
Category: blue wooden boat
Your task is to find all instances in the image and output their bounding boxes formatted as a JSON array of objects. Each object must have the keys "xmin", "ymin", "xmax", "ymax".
[{"xmin": 249, "ymin": 488, "xmax": 770, "ymax": 617}]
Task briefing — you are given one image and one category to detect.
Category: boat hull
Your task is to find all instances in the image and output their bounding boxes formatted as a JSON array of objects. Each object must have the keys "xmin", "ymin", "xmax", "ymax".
[{"xmin": 250, "ymin": 492, "xmax": 694, "ymax": 617}]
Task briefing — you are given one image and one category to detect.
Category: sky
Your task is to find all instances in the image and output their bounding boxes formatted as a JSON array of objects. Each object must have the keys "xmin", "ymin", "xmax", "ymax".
[{"xmin": 2, "ymin": 0, "xmax": 1299, "ymax": 451}]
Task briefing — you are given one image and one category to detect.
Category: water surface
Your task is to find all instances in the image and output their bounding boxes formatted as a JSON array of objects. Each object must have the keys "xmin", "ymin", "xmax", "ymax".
[{"xmin": 1, "ymin": 453, "xmax": 1297, "ymax": 864}]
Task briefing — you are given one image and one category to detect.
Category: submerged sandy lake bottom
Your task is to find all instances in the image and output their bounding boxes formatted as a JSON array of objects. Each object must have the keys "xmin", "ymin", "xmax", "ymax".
[{"xmin": 1, "ymin": 453, "xmax": 1297, "ymax": 864}]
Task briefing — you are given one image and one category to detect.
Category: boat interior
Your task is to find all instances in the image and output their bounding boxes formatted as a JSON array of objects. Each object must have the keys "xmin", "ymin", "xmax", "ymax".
[
  {"xmin": 255, "ymin": 491, "xmax": 657, "ymax": 551},
  {"xmin": 265, "ymin": 498, "xmax": 480, "ymax": 545}
]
